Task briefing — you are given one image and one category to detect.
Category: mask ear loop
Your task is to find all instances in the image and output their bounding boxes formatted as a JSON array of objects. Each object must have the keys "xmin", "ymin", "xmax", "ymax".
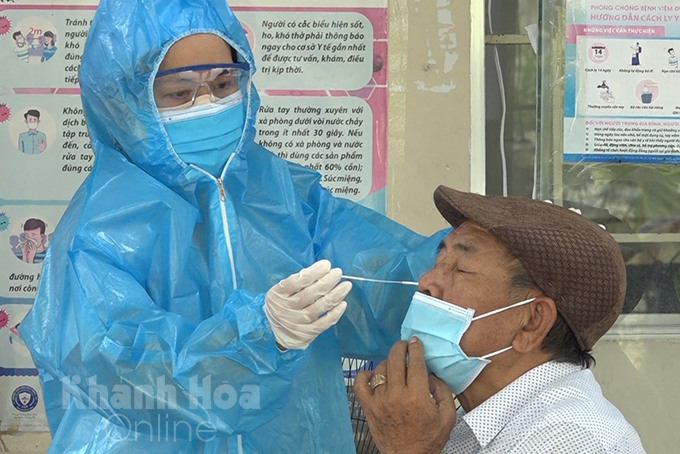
[
  {"xmin": 471, "ymin": 297, "xmax": 536, "ymax": 321},
  {"xmin": 480, "ymin": 345, "xmax": 513, "ymax": 360},
  {"xmin": 472, "ymin": 297, "xmax": 537, "ymax": 360}
]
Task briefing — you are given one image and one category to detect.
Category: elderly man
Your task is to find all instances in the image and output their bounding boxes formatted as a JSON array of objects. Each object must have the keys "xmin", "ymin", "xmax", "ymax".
[{"xmin": 356, "ymin": 186, "xmax": 645, "ymax": 453}]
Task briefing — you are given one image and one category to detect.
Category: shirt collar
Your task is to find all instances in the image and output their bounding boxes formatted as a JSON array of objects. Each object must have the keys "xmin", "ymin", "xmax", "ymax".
[{"xmin": 460, "ymin": 361, "xmax": 583, "ymax": 448}]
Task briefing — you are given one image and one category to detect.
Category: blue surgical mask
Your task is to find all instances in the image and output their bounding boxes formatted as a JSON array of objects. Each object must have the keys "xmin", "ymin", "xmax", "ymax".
[
  {"xmin": 159, "ymin": 91, "xmax": 245, "ymax": 177},
  {"xmin": 401, "ymin": 292, "xmax": 535, "ymax": 395}
]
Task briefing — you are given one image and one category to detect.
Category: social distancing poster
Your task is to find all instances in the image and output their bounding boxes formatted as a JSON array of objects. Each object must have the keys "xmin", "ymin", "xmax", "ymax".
[{"xmin": 564, "ymin": 0, "xmax": 680, "ymax": 163}]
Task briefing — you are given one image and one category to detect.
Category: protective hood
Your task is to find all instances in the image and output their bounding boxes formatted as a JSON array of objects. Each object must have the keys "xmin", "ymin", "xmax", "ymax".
[
  {"xmin": 79, "ymin": 0, "xmax": 258, "ymax": 187},
  {"xmin": 20, "ymin": 0, "xmax": 448, "ymax": 452}
]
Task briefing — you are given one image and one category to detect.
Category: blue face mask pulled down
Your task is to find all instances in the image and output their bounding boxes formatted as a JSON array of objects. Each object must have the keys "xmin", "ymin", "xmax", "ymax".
[
  {"xmin": 401, "ymin": 292, "xmax": 535, "ymax": 395},
  {"xmin": 159, "ymin": 91, "xmax": 245, "ymax": 178}
]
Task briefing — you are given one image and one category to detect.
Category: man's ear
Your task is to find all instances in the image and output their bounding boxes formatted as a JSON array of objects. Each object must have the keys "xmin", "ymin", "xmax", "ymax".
[{"xmin": 512, "ymin": 297, "xmax": 557, "ymax": 353}]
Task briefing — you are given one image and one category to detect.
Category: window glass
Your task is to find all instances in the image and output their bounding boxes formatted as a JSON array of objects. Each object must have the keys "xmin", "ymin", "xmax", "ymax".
[{"xmin": 485, "ymin": 0, "xmax": 540, "ymax": 197}]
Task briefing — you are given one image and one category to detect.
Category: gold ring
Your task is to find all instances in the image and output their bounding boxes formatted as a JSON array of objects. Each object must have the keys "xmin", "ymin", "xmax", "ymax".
[{"xmin": 369, "ymin": 373, "xmax": 387, "ymax": 391}]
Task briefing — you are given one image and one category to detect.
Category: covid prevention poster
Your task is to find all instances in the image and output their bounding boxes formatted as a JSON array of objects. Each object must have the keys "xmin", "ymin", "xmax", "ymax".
[
  {"xmin": 0, "ymin": 0, "xmax": 387, "ymax": 432},
  {"xmin": 564, "ymin": 0, "xmax": 680, "ymax": 163}
]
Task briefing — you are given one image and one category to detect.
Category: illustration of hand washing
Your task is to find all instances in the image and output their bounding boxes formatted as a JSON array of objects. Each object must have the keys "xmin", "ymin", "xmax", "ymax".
[{"xmin": 597, "ymin": 80, "xmax": 615, "ymax": 103}]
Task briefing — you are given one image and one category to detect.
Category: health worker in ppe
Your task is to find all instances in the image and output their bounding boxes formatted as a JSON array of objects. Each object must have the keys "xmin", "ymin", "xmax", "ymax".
[{"xmin": 19, "ymin": 0, "xmax": 445, "ymax": 452}]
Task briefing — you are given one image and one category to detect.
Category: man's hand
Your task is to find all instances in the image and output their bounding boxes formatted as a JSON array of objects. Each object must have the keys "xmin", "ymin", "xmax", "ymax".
[{"xmin": 355, "ymin": 338, "xmax": 457, "ymax": 454}]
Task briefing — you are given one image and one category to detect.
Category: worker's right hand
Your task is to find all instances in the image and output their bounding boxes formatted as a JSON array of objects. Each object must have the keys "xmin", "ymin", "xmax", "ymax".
[{"xmin": 264, "ymin": 260, "xmax": 352, "ymax": 350}]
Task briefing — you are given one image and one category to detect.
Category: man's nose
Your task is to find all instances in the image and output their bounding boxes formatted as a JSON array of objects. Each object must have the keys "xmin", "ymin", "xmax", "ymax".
[{"xmin": 417, "ymin": 267, "xmax": 445, "ymax": 299}]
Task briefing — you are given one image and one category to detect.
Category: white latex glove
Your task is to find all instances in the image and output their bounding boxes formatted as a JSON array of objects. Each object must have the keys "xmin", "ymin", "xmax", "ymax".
[{"xmin": 265, "ymin": 260, "xmax": 352, "ymax": 350}]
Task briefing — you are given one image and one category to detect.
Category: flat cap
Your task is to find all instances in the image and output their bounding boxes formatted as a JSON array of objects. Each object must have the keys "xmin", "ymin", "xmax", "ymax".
[{"xmin": 433, "ymin": 186, "xmax": 626, "ymax": 350}]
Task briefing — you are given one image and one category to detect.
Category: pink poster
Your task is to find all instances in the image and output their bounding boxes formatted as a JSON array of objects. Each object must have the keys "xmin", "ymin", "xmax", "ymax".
[{"xmin": 235, "ymin": 5, "xmax": 388, "ymax": 210}]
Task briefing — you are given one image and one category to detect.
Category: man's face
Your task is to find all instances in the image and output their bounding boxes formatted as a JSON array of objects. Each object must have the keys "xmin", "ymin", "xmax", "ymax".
[
  {"xmin": 671, "ymin": 50, "xmax": 676, "ymax": 57},
  {"xmin": 25, "ymin": 115, "xmax": 39, "ymax": 130},
  {"xmin": 14, "ymin": 35, "xmax": 25, "ymax": 46},
  {"xmin": 418, "ymin": 221, "xmax": 524, "ymax": 358},
  {"xmin": 24, "ymin": 227, "xmax": 44, "ymax": 248}
]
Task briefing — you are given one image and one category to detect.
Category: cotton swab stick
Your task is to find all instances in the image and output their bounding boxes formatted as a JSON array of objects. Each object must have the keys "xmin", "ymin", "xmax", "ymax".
[{"xmin": 341, "ymin": 275, "xmax": 419, "ymax": 286}]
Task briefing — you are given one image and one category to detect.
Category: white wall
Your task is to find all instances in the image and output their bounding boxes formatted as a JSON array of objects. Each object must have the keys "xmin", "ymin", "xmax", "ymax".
[
  {"xmin": 592, "ymin": 339, "xmax": 680, "ymax": 452},
  {"xmin": 387, "ymin": 0, "xmax": 484, "ymax": 234}
]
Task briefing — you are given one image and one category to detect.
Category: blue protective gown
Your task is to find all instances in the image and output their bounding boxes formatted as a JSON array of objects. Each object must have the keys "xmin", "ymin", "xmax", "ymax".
[{"xmin": 19, "ymin": 0, "xmax": 446, "ymax": 452}]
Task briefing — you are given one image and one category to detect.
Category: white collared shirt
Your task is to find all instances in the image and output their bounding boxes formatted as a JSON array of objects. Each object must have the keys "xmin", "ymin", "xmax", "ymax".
[{"xmin": 443, "ymin": 361, "xmax": 645, "ymax": 453}]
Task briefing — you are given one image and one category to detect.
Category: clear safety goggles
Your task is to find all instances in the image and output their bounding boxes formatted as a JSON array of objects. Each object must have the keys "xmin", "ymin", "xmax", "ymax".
[{"xmin": 153, "ymin": 63, "xmax": 250, "ymax": 109}]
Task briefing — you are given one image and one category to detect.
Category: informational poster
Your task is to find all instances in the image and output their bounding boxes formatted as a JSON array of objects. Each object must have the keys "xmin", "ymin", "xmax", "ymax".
[
  {"xmin": 236, "ymin": 2, "xmax": 388, "ymax": 208},
  {"xmin": 0, "ymin": 0, "xmax": 387, "ymax": 432},
  {"xmin": 564, "ymin": 0, "xmax": 680, "ymax": 163}
]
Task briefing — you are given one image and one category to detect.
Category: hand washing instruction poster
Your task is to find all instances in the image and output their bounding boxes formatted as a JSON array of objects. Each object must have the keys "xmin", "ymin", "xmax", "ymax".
[
  {"xmin": 0, "ymin": 0, "xmax": 387, "ymax": 431},
  {"xmin": 565, "ymin": 0, "xmax": 680, "ymax": 163}
]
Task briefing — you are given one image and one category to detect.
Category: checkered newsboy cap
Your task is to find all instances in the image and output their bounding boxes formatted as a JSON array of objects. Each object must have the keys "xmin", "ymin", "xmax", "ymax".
[{"xmin": 433, "ymin": 186, "xmax": 626, "ymax": 350}]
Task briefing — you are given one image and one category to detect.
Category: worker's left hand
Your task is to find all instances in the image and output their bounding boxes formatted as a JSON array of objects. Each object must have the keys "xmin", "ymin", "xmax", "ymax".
[{"xmin": 355, "ymin": 338, "xmax": 457, "ymax": 454}]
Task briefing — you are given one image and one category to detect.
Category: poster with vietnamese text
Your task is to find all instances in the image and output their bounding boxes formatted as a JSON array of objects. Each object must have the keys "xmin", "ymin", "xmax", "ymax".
[{"xmin": 564, "ymin": 0, "xmax": 680, "ymax": 163}]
